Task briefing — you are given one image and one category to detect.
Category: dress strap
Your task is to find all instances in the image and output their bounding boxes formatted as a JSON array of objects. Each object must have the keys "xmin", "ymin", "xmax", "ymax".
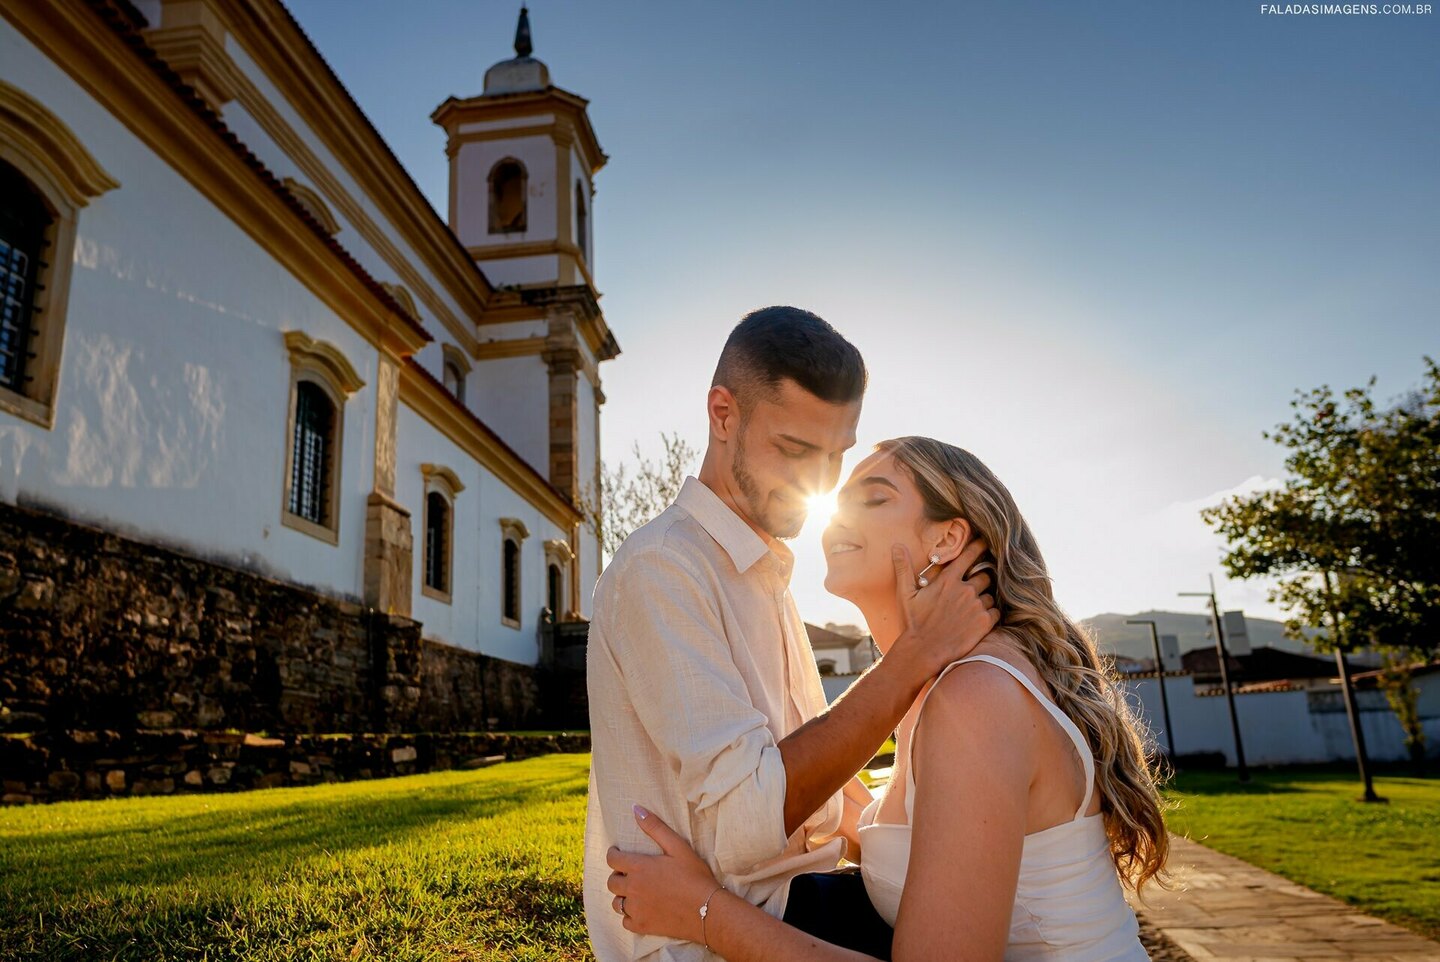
[{"xmin": 905, "ymin": 654, "xmax": 1096, "ymax": 822}]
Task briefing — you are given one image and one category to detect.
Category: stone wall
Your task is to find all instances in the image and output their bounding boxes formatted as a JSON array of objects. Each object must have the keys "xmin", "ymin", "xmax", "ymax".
[
  {"xmin": 0, "ymin": 729, "xmax": 590, "ymax": 804},
  {"xmin": 0, "ymin": 500, "xmax": 573, "ymax": 735}
]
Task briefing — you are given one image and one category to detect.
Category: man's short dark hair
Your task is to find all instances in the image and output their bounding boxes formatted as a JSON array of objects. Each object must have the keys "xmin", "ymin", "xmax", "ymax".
[{"xmin": 712, "ymin": 306, "xmax": 867, "ymax": 407}]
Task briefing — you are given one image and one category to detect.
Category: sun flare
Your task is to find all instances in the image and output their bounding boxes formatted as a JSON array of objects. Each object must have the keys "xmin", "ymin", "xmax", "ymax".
[{"xmin": 805, "ymin": 490, "xmax": 839, "ymax": 524}]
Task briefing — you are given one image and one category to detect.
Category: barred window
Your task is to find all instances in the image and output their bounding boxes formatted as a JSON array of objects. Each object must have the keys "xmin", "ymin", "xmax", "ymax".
[
  {"xmin": 503, "ymin": 537, "xmax": 520, "ymax": 624},
  {"xmin": 288, "ymin": 379, "xmax": 335, "ymax": 526},
  {"xmin": 0, "ymin": 161, "xmax": 53, "ymax": 394},
  {"xmin": 424, "ymin": 491, "xmax": 450, "ymax": 594}
]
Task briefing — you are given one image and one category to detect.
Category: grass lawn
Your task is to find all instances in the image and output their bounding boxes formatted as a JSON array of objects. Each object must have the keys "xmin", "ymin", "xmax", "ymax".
[
  {"xmin": 0, "ymin": 754, "xmax": 595, "ymax": 961},
  {"xmin": 1164, "ymin": 767, "xmax": 1440, "ymax": 941}
]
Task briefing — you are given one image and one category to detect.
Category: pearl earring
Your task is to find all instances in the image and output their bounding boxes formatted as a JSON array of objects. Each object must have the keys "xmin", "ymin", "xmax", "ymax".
[{"xmin": 915, "ymin": 553, "xmax": 942, "ymax": 588}]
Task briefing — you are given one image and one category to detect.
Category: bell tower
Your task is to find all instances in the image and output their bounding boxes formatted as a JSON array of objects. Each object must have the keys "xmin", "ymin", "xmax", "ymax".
[
  {"xmin": 433, "ymin": 6, "xmax": 606, "ymax": 291},
  {"xmin": 433, "ymin": 7, "xmax": 618, "ymax": 617}
]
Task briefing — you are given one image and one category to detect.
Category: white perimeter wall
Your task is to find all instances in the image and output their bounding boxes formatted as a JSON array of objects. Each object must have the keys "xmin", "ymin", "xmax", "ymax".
[
  {"xmin": 0, "ymin": 24, "xmax": 377, "ymax": 600},
  {"xmin": 1122, "ymin": 676, "xmax": 1440, "ymax": 766}
]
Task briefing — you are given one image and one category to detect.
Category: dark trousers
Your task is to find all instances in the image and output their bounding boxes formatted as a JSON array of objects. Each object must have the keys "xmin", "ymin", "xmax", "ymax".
[{"xmin": 782, "ymin": 868, "xmax": 894, "ymax": 960}]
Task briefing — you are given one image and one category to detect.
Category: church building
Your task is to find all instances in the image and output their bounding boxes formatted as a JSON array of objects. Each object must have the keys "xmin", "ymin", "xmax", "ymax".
[{"xmin": 0, "ymin": 0, "xmax": 616, "ymax": 732}]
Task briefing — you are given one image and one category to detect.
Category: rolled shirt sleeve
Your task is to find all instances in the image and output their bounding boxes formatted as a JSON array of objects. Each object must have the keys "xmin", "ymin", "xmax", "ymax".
[{"xmin": 609, "ymin": 546, "xmax": 790, "ymax": 876}]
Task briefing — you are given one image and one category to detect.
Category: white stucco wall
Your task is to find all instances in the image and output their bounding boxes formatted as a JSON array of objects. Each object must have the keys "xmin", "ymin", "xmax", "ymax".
[
  {"xmin": 219, "ymin": 37, "xmax": 476, "ymax": 353},
  {"xmin": 397, "ymin": 404, "xmax": 569, "ymax": 665},
  {"xmin": 468, "ymin": 355, "xmax": 550, "ymax": 475},
  {"xmin": 0, "ymin": 24, "xmax": 376, "ymax": 600}
]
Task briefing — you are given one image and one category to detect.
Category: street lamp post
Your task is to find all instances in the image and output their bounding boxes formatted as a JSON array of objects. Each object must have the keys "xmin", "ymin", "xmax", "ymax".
[
  {"xmin": 1127, "ymin": 619, "xmax": 1177, "ymax": 761},
  {"xmin": 1180, "ymin": 576, "xmax": 1249, "ymax": 783},
  {"xmin": 1323, "ymin": 569, "xmax": 1385, "ymax": 803}
]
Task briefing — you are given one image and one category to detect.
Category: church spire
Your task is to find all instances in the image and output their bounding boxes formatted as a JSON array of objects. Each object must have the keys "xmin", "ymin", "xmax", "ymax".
[{"xmin": 514, "ymin": 6, "xmax": 533, "ymax": 59}]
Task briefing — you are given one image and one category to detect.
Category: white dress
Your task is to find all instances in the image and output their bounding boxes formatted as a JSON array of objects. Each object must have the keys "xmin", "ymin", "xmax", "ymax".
[{"xmin": 858, "ymin": 654, "xmax": 1149, "ymax": 961}]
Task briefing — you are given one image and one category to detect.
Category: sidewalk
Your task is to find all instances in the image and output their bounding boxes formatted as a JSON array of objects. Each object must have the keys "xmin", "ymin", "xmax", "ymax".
[{"xmin": 1130, "ymin": 835, "xmax": 1440, "ymax": 961}]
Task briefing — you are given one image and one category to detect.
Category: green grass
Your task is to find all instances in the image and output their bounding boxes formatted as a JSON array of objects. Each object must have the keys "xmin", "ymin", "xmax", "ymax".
[
  {"xmin": 0, "ymin": 754, "xmax": 595, "ymax": 961},
  {"xmin": 1165, "ymin": 767, "xmax": 1440, "ymax": 941}
]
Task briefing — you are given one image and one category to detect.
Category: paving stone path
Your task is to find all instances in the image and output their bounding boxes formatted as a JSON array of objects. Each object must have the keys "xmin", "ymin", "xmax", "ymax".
[{"xmin": 1129, "ymin": 835, "xmax": 1440, "ymax": 961}]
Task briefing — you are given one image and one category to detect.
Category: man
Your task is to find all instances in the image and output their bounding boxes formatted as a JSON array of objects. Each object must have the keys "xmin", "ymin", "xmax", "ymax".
[{"xmin": 584, "ymin": 307, "xmax": 997, "ymax": 961}]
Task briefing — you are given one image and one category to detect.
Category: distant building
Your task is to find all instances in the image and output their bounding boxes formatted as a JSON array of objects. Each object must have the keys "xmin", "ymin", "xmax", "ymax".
[
  {"xmin": 1183, "ymin": 646, "xmax": 1338, "ymax": 693},
  {"xmin": 807, "ymin": 623, "xmax": 875, "ymax": 677}
]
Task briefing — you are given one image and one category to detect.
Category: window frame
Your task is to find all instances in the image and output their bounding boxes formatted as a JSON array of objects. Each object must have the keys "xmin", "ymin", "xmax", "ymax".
[
  {"xmin": 499, "ymin": 516, "xmax": 531, "ymax": 629},
  {"xmin": 542, "ymin": 537, "xmax": 575, "ymax": 621},
  {"xmin": 420, "ymin": 463, "xmax": 464, "ymax": 604},
  {"xmin": 0, "ymin": 80, "xmax": 119, "ymax": 429},
  {"xmin": 280, "ymin": 330, "xmax": 365, "ymax": 545},
  {"xmin": 440, "ymin": 343, "xmax": 471, "ymax": 407}
]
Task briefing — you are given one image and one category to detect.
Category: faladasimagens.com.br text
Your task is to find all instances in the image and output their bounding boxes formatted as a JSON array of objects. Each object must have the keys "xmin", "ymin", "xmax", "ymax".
[{"xmin": 1260, "ymin": 2, "xmax": 1432, "ymax": 12}]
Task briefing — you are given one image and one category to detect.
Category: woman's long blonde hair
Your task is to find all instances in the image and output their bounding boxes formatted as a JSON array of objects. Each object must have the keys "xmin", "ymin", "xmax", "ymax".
[{"xmin": 879, "ymin": 436, "xmax": 1169, "ymax": 891}]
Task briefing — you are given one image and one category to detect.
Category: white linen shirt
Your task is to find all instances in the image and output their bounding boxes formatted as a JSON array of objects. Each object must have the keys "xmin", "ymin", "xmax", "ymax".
[{"xmin": 584, "ymin": 477, "xmax": 846, "ymax": 962}]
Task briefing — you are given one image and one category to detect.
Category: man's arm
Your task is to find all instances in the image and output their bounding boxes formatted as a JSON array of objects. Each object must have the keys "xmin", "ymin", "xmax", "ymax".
[
  {"xmin": 777, "ymin": 539, "xmax": 997, "ymax": 836},
  {"xmin": 608, "ymin": 546, "xmax": 793, "ymax": 877}
]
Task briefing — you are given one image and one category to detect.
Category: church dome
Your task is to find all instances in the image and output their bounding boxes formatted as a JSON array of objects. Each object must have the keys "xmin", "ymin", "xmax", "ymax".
[{"xmin": 483, "ymin": 7, "xmax": 550, "ymax": 95}]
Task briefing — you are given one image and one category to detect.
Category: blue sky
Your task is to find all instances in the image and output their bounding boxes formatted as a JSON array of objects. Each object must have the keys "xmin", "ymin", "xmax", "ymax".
[{"xmin": 289, "ymin": 0, "xmax": 1439, "ymax": 628}]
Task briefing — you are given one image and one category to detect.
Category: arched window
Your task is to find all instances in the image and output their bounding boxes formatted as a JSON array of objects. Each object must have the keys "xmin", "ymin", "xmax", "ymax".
[
  {"xmin": 499, "ymin": 517, "xmax": 530, "ymax": 629},
  {"xmin": 281, "ymin": 331, "xmax": 364, "ymax": 544},
  {"xmin": 543, "ymin": 537, "xmax": 574, "ymax": 621},
  {"xmin": 547, "ymin": 562, "xmax": 562, "ymax": 616},
  {"xmin": 288, "ymin": 379, "xmax": 335, "ymax": 526},
  {"xmin": 574, "ymin": 180, "xmax": 588, "ymax": 262},
  {"xmin": 0, "ymin": 161, "xmax": 53, "ymax": 394},
  {"xmin": 442, "ymin": 359, "xmax": 464, "ymax": 400},
  {"xmin": 488, "ymin": 159, "xmax": 527, "ymax": 234},
  {"xmin": 425, "ymin": 493, "xmax": 449, "ymax": 593},
  {"xmin": 817, "ymin": 659, "xmax": 838, "ymax": 677},
  {"xmin": 0, "ymin": 80, "xmax": 119, "ymax": 427},
  {"xmin": 420, "ymin": 464, "xmax": 464, "ymax": 604},
  {"xmin": 503, "ymin": 538, "xmax": 520, "ymax": 623},
  {"xmin": 441, "ymin": 343, "xmax": 470, "ymax": 407}
]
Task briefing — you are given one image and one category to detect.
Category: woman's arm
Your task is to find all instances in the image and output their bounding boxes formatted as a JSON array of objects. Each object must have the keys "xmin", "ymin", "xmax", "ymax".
[
  {"xmin": 837, "ymin": 775, "xmax": 872, "ymax": 863},
  {"xmin": 889, "ymin": 662, "xmax": 1034, "ymax": 962},
  {"xmin": 609, "ymin": 806, "xmax": 881, "ymax": 962}
]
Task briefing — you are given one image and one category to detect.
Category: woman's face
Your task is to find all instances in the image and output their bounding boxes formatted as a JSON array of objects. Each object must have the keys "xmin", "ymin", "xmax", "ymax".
[{"xmin": 822, "ymin": 450, "xmax": 936, "ymax": 608}]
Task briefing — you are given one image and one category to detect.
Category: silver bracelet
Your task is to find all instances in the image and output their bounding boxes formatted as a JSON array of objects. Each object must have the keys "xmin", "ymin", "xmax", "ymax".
[{"xmin": 699, "ymin": 884, "xmax": 724, "ymax": 950}]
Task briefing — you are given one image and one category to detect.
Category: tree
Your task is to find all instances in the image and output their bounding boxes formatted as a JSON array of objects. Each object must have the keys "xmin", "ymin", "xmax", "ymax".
[
  {"xmin": 1200, "ymin": 358, "xmax": 1440, "ymax": 763},
  {"xmin": 580, "ymin": 432, "xmax": 700, "ymax": 561}
]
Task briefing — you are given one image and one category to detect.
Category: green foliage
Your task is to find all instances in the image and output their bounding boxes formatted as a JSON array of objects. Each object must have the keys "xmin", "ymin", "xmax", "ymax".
[
  {"xmin": 0, "ymin": 755, "xmax": 594, "ymax": 961},
  {"xmin": 1201, "ymin": 357, "xmax": 1440, "ymax": 659},
  {"xmin": 1164, "ymin": 768, "xmax": 1440, "ymax": 940},
  {"xmin": 579, "ymin": 431, "xmax": 699, "ymax": 559}
]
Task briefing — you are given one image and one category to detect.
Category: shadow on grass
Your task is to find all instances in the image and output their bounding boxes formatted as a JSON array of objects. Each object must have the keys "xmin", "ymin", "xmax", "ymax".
[
  {"xmin": 1169, "ymin": 763, "xmax": 1436, "ymax": 797},
  {"xmin": 0, "ymin": 763, "xmax": 589, "ymax": 905}
]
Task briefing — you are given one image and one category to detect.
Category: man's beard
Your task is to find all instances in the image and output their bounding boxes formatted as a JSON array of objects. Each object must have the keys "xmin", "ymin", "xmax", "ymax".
[{"xmin": 733, "ymin": 427, "xmax": 806, "ymax": 540}]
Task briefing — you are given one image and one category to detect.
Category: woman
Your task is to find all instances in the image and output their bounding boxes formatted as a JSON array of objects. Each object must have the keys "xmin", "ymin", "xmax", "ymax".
[{"xmin": 606, "ymin": 437, "xmax": 1168, "ymax": 961}]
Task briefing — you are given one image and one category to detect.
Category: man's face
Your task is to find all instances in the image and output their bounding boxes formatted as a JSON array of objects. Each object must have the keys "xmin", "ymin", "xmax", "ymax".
[{"xmin": 728, "ymin": 379, "xmax": 862, "ymax": 540}]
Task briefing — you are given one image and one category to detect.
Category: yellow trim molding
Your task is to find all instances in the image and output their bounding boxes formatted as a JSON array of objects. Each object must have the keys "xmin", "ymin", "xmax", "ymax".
[
  {"xmin": 420, "ymin": 462, "xmax": 465, "ymax": 496},
  {"xmin": 283, "ymin": 330, "xmax": 365, "ymax": 395},
  {"xmin": 0, "ymin": 79, "xmax": 120, "ymax": 205},
  {"xmin": 281, "ymin": 177, "xmax": 341, "ymax": 236}
]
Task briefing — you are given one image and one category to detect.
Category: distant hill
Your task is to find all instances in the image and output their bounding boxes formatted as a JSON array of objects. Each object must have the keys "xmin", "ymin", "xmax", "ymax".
[{"xmin": 1081, "ymin": 610, "xmax": 1323, "ymax": 663}]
